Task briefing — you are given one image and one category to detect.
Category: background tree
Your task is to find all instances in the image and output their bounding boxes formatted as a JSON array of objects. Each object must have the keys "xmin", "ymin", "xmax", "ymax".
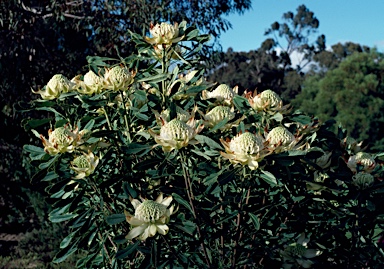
[{"xmin": 293, "ymin": 50, "xmax": 384, "ymax": 151}]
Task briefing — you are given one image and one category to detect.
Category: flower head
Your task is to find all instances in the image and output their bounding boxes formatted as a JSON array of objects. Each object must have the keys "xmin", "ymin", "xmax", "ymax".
[
  {"xmin": 70, "ymin": 151, "xmax": 99, "ymax": 179},
  {"xmin": 103, "ymin": 66, "xmax": 135, "ymax": 91},
  {"xmin": 145, "ymin": 22, "xmax": 183, "ymax": 47},
  {"xmin": 352, "ymin": 172, "xmax": 375, "ymax": 189},
  {"xmin": 246, "ymin": 89, "xmax": 288, "ymax": 113},
  {"xmin": 220, "ymin": 132, "xmax": 266, "ymax": 170},
  {"xmin": 76, "ymin": 70, "xmax": 104, "ymax": 95},
  {"xmin": 40, "ymin": 125, "xmax": 84, "ymax": 155},
  {"xmin": 281, "ymin": 233, "xmax": 322, "ymax": 269},
  {"xmin": 33, "ymin": 74, "xmax": 75, "ymax": 100},
  {"xmin": 149, "ymin": 118, "xmax": 203, "ymax": 152},
  {"xmin": 203, "ymin": 106, "xmax": 235, "ymax": 128},
  {"xmin": 340, "ymin": 136, "xmax": 364, "ymax": 153},
  {"xmin": 202, "ymin": 84, "xmax": 238, "ymax": 104},
  {"xmin": 347, "ymin": 152, "xmax": 376, "ymax": 173},
  {"xmin": 125, "ymin": 194, "xmax": 175, "ymax": 241}
]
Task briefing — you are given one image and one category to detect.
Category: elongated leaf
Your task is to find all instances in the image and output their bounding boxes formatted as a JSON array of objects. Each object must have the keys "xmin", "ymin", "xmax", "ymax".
[
  {"xmin": 195, "ymin": 135, "xmax": 223, "ymax": 150},
  {"xmin": 115, "ymin": 241, "xmax": 139, "ymax": 260},
  {"xmin": 49, "ymin": 213, "xmax": 78, "ymax": 223},
  {"xmin": 249, "ymin": 213, "xmax": 260, "ymax": 231},
  {"xmin": 53, "ymin": 245, "xmax": 78, "ymax": 263},
  {"xmin": 42, "ymin": 171, "xmax": 59, "ymax": 181},
  {"xmin": 122, "ymin": 143, "xmax": 153, "ymax": 154},
  {"xmin": 123, "ymin": 182, "xmax": 138, "ymax": 199},
  {"xmin": 260, "ymin": 170, "xmax": 277, "ymax": 186},
  {"xmin": 106, "ymin": 214, "xmax": 126, "ymax": 225},
  {"xmin": 39, "ymin": 154, "xmax": 59, "ymax": 169},
  {"xmin": 172, "ymin": 193, "xmax": 194, "ymax": 215},
  {"xmin": 23, "ymin": 144, "xmax": 45, "ymax": 154}
]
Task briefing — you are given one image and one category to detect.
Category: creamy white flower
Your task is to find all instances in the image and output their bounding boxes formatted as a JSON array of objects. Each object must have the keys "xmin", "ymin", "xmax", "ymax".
[
  {"xmin": 103, "ymin": 66, "xmax": 134, "ymax": 91},
  {"xmin": 40, "ymin": 126, "xmax": 84, "ymax": 155},
  {"xmin": 281, "ymin": 233, "xmax": 322, "ymax": 269},
  {"xmin": 202, "ymin": 84, "xmax": 238, "ymax": 103},
  {"xmin": 220, "ymin": 132, "xmax": 266, "ymax": 170},
  {"xmin": 149, "ymin": 118, "xmax": 203, "ymax": 152},
  {"xmin": 347, "ymin": 152, "xmax": 376, "ymax": 173},
  {"xmin": 70, "ymin": 151, "xmax": 99, "ymax": 179},
  {"xmin": 204, "ymin": 106, "xmax": 235, "ymax": 128},
  {"xmin": 33, "ymin": 74, "xmax": 75, "ymax": 100},
  {"xmin": 124, "ymin": 194, "xmax": 175, "ymax": 241},
  {"xmin": 145, "ymin": 22, "xmax": 183, "ymax": 47},
  {"xmin": 266, "ymin": 126, "xmax": 295, "ymax": 146}
]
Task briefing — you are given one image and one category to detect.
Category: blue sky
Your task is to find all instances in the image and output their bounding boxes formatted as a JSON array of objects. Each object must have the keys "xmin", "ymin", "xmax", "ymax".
[{"xmin": 219, "ymin": 0, "xmax": 384, "ymax": 52}]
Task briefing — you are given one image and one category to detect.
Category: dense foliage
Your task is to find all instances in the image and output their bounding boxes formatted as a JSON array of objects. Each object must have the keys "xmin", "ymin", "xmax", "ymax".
[
  {"xmin": 293, "ymin": 50, "xmax": 384, "ymax": 151},
  {"xmin": 23, "ymin": 21, "xmax": 384, "ymax": 268}
]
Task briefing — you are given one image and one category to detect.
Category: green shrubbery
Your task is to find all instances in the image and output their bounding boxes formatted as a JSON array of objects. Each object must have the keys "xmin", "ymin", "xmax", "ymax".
[{"xmin": 23, "ymin": 22, "xmax": 384, "ymax": 268}]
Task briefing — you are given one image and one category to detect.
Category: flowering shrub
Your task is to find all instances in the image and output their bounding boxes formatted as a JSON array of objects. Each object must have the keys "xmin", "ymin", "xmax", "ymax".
[{"xmin": 23, "ymin": 21, "xmax": 384, "ymax": 268}]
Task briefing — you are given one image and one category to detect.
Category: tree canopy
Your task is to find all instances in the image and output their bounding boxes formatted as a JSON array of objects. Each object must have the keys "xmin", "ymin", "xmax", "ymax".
[{"xmin": 293, "ymin": 50, "xmax": 384, "ymax": 151}]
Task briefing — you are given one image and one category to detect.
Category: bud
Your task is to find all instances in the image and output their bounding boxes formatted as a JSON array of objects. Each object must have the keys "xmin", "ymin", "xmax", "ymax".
[
  {"xmin": 103, "ymin": 66, "xmax": 134, "ymax": 91},
  {"xmin": 33, "ymin": 74, "xmax": 74, "ymax": 100},
  {"xmin": 352, "ymin": 172, "xmax": 374, "ymax": 189},
  {"xmin": 76, "ymin": 70, "xmax": 104, "ymax": 95}
]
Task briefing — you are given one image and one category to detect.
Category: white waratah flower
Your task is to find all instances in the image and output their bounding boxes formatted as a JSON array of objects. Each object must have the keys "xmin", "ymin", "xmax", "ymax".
[
  {"xmin": 204, "ymin": 106, "xmax": 235, "ymax": 128},
  {"xmin": 220, "ymin": 132, "xmax": 266, "ymax": 170},
  {"xmin": 266, "ymin": 126, "xmax": 295, "ymax": 146},
  {"xmin": 33, "ymin": 74, "xmax": 75, "ymax": 100},
  {"xmin": 70, "ymin": 151, "xmax": 99, "ymax": 179},
  {"xmin": 103, "ymin": 66, "xmax": 135, "ymax": 91},
  {"xmin": 281, "ymin": 233, "xmax": 322, "ymax": 269},
  {"xmin": 352, "ymin": 172, "xmax": 375, "ymax": 189},
  {"xmin": 158, "ymin": 106, "xmax": 192, "ymax": 123},
  {"xmin": 347, "ymin": 152, "xmax": 376, "ymax": 173},
  {"xmin": 202, "ymin": 84, "xmax": 238, "ymax": 104},
  {"xmin": 149, "ymin": 118, "xmax": 203, "ymax": 152},
  {"xmin": 76, "ymin": 70, "xmax": 104, "ymax": 95},
  {"xmin": 246, "ymin": 89, "xmax": 289, "ymax": 113},
  {"xmin": 40, "ymin": 126, "xmax": 84, "ymax": 155},
  {"xmin": 145, "ymin": 22, "xmax": 183, "ymax": 47},
  {"xmin": 124, "ymin": 194, "xmax": 175, "ymax": 241}
]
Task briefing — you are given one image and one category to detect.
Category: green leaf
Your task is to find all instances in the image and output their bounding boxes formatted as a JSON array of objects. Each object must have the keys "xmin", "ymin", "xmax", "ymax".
[
  {"xmin": 39, "ymin": 154, "xmax": 60, "ymax": 169},
  {"xmin": 60, "ymin": 232, "xmax": 74, "ymax": 249},
  {"xmin": 175, "ymin": 220, "xmax": 196, "ymax": 235},
  {"xmin": 137, "ymin": 73, "xmax": 169, "ymax": 83},
  {"xmin": 53, "ymin": 245, "xmax": 78, "ymax": 263},
  {"xmin": 83, "ymin": 119, "xmax": 95, "ymax": 131},
  {"xmin": 49, "ymin": 213, "xmax": 78, "ymax": 223},
  {"xmin": 115, "ymin": 241, "xmax": 139, "ymax": 260},
  {"xmin": 106, "ymin": 214, "xmax": 126, "ymax": 225},
  {"xmin": 259, "ymin": 170, "xmax": 277, "ymax": 186},
  {"xmin": 249, "ymin": 213, "xmax": 260, "ymax": 231},
  {"xmin": 122, "ymin": 143, "xmax": 153, "ymax": 154},
  {"xmin": 123, "ymin": 182, "xmax": 138, "ymax": 199},
  {"xmin": 172, "ymin": 193, "xmax": 194, "ymax": 215},
  {"xmin": 195, "ymin": 135, "xmax": 223, "ymax": 150},
  {"xmin": 23, "ymin": 144, "xmax": 45, "ymax": 154},
  {"xmin": 42, "ymin": 171, "xmax": 59, "ymax": 181},
  {"xmin": 24, "ymin": 118, "xmax": 52, "ymax": 130},
  {"xmin": 218, "ymin": 169, "xmax": 236, "ymax": 185}
]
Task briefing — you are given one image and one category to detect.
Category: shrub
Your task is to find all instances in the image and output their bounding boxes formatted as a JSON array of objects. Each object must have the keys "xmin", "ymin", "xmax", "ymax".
[{"xmin": 23, "ymin": 21, "xmax": 384, "ymax": 268}]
